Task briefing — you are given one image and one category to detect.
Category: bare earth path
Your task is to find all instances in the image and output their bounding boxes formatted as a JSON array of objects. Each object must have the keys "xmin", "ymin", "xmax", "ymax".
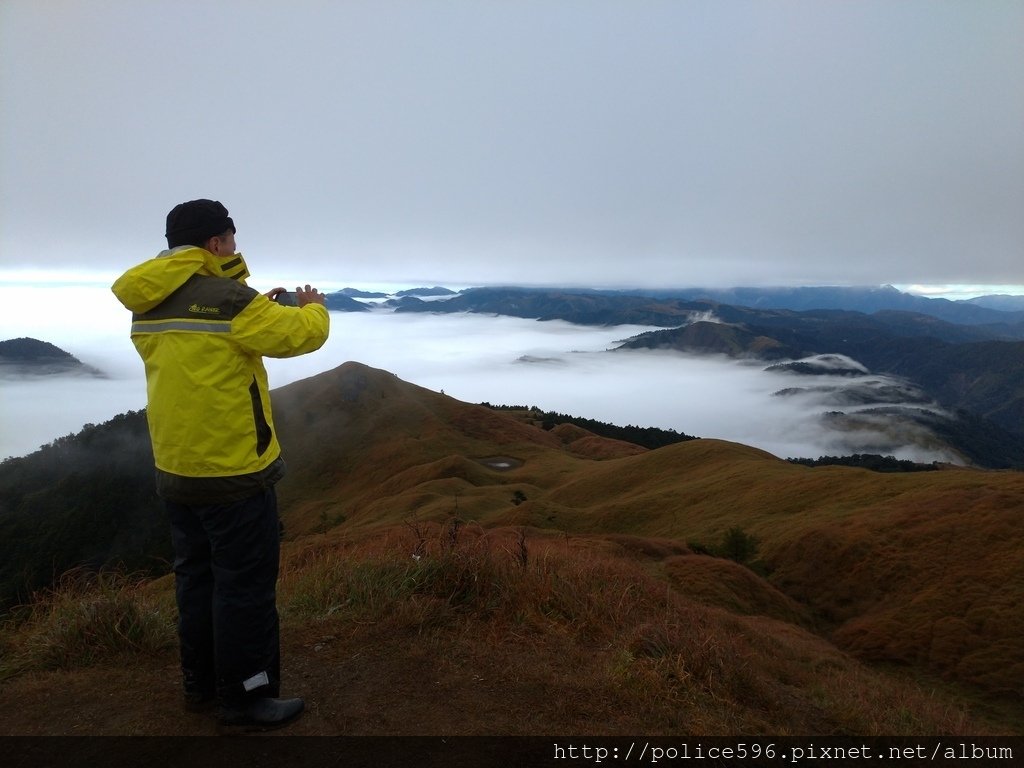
[{"xmin": 0, "ymin": 624, "xmax": 627, "ymax": 736}]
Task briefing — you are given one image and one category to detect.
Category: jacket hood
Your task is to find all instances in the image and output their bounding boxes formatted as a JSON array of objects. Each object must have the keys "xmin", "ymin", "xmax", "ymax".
[{"xmin": 111, "ymin": 246, "xmax": 251, "ymax": 313}]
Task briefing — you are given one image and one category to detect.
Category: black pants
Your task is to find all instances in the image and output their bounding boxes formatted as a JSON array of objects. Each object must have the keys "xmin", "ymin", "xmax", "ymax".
[{"xmin": 167, "ymin": 488, "xmax": 281, "ymax": 705}]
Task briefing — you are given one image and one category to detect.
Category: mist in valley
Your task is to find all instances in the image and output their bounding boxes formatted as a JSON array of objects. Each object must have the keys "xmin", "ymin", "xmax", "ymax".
[{"xmin": 1, "ymin": 285, "xmax": 958, "ymax": 464}]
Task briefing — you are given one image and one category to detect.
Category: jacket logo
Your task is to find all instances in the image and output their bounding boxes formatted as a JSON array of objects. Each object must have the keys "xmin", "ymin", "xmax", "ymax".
[{"xmin": 188, "ymin": 303, "xmax": 222, "ymax": 315}]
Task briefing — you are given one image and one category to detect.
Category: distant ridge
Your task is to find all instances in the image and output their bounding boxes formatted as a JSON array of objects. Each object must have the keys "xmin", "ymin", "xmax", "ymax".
[
  {"xmin": 335, "ymin": 287, "xmax": 389, "ymax": 299},
  {"xmin": 322, "ymin": 282, "xmax": 1024, "ymax": 323},
  {"xmin": 323, "ymin": 293, "xmax": 371, "ymax": 312},
  {"xmin": 0, "ymin": 337, "xmax": 103, "ymax": 377},
  {"xmin": 0, "ymin": 337, "xmax": 79, "ymax": 363},
  {"xmin": 399, "ymin": 284, "xmax": 1024, "ymax": 324},
  {"xmin": 395, "ymin": 286, "xmax": 457, "ymax": 297},
  {"xmin": 966, "ymin": 294, "xmax": 1024, "ymax": 312}
]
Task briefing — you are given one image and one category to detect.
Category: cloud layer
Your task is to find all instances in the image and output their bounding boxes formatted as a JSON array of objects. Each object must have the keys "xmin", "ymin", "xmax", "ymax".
[{"xmin": 1, "ymin": 285, "xmax": 958, "ymax": 464}]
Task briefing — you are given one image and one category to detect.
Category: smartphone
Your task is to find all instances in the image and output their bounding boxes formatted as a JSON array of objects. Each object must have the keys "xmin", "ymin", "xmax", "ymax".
[{"xmin": 273, "ymin": 291, "xmax": 298, "ymax": 306}]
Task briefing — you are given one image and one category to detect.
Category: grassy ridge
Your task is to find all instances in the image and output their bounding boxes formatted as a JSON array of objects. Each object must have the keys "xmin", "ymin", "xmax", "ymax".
[
  {"xmin": 3, "ymin": 361, "xmax": 1022, "ymax": 734},
  {"xmin": 267, "ymin": 365, "xmax": 1024, "ymax": 699},
  {"xmin": 502, "ymin": 441, "xmax": 1024, "ymax": 697}
]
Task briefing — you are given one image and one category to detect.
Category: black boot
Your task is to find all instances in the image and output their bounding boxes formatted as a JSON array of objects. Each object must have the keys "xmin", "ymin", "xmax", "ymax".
[
  {"xmin": 184, "ymin": 688, "xmax": 217, "ymax": 712},
  {"xmin": 182, "ymin": 669, "xmax": 216, "ymax": 712},
  {"xmin": 218, "ymin": 697, "xmax": 305, "ymax": 730}
]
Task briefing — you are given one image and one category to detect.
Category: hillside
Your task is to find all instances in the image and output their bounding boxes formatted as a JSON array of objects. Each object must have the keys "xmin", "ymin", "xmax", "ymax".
[
  {"xmin": 260, "ymin": 363, "xmax": 1024, "ymax": 701},
  {"xmin": 2, "ymin": 362, "xmax": 1022, "ymax": 736},
  {"xmin": 0, "ymin": 411, "xmax": 167, "ymax": 610},
  {"xmin": 0, "ymin": 337, "xmax": 103, "ymax": 377}
]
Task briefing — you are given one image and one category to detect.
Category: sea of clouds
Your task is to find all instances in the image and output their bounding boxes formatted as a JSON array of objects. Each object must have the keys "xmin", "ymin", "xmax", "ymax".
[{"xmin": 1, "ymin": 283, "xmax": 959, "ymax": 464}]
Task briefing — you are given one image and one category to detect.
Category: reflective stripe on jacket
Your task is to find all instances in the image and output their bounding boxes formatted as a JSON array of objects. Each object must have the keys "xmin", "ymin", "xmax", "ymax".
[{"xmin": 111, "ymin": 246, "xmax": 329, "ymax": 479}]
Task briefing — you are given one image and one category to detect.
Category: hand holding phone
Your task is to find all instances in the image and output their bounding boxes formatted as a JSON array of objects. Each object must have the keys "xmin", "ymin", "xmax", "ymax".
[
  {"xmin": 268, "ymin": 285, "xmax": 325, "ymax": 307},
  {"xmin": 272, "ymin": 291, "xmax": 298, "ymax": 306}
]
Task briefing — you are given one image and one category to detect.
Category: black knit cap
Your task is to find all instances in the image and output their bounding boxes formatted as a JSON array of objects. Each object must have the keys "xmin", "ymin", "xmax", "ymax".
[{"xmin": 165, "ymin": 199, "xmax": 236, "ymax": 248}]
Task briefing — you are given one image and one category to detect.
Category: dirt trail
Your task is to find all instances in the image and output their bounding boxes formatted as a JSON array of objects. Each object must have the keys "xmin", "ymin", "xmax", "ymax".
[{"xmin": 0, "ymin": 623, "xmax": 624, "ymax": 736}]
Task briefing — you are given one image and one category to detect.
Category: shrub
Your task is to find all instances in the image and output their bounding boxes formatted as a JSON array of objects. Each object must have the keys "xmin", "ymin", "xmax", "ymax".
[{"xmin": 719, "ymin": 526, "xmax": 760, "ymax": 565}]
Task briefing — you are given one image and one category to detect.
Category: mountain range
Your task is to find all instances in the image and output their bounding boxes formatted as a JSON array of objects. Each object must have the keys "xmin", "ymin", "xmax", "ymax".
[
  {"xmin": 371, "ymin": 286, "xmax": 1024, "ymax": 468},
  {"xmin": 380, "ymin": 284, "xmax": 1024, "ymax": 328},
  {"xmin": 2, "ymin": 361, "xmax": 1022, "ymax": 735}
]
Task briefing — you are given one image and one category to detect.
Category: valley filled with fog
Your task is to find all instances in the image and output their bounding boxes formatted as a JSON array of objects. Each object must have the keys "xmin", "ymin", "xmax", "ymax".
[{"xmin": 1, "ymin": 284, "xmax": 958, "ymax": 464}]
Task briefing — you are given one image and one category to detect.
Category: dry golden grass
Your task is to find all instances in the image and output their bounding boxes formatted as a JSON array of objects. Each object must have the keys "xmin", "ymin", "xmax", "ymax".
[
  {"xmin": 0, "ymin": 569, "xmax": 176, "ymax": 679},
  {"xmin": 269, "ymin": 364, "xmax": 1024, "ymax": 703},
  {"xmin": 5, "ymin": 361, "xmax": 1020, "ymax": 734},
  {"xmin": 2, "ymin": 524, "xmax": 1016, "ymax": 734},
  {"xmin": 280, "ymin": 522, "xmax": 1009, "ymax": 734},
  {"xmin": 661, "ymin": 554, "xmax": 812, "ymax": 627},
  {"xmin": 3, "ymin": 523, "xmax": 1000, "ymax": 734}
]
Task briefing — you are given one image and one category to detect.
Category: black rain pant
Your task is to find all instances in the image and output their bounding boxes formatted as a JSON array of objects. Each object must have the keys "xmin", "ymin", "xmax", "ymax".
[{"xmin": 167, "ymin": 487, "xmax": 281, "ymax": 706}]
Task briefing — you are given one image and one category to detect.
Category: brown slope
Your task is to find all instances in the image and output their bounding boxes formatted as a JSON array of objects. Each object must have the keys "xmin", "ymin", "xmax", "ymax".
[
  {"xmin": 549, "ymin": 422, "xmax": 648, "ymax": 460},
  {"xmin": 518, "ymin": 440, "xmax": 1024, "ymax": 696},
  {"xmin": 270, "ymin": 361, "xmax": 643, "ymax": 535},
  {"xmin": 271, "ymin": 365, "xmax": 1024, "ymax": 698}
]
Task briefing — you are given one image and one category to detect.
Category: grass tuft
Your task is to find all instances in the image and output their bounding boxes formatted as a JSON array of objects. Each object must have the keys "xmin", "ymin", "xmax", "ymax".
[{"xmin": 0, "ymin": 569, "xmax": 175, "ymax": 678}]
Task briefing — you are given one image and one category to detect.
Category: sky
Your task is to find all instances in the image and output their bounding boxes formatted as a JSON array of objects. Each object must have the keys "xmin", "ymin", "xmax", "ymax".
[
  {"xmin": 1, "ymin": 0, "xmax": 1022, "ymax": 291},
  {"xmin": 0, "ymin": 287, "xmax": 962, "ymax": 464}
]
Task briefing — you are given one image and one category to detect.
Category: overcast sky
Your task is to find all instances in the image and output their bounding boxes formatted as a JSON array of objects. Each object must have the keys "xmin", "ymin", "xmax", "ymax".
[{"xmin": 1, "ymin": 0, "xmax": 1021, "ymax": 290}]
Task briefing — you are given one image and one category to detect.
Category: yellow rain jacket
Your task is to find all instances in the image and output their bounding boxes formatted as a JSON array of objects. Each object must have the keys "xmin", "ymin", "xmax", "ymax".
[{"xmin": 112, "ymin": 246, "xmax": 329, "ymax": 498}]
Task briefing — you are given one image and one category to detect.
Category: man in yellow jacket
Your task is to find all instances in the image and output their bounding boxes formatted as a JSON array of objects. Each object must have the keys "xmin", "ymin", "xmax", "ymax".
[{"xmin": 112, "ymin": 199, "xmax": 329, "ymax": 729}]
